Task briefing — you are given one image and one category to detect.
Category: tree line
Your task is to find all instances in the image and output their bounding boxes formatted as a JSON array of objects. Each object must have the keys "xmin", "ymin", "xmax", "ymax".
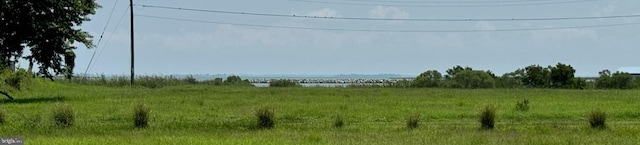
[{"xmin": 410, "ymin": 63, "xmax": 638, "ymax": 89}]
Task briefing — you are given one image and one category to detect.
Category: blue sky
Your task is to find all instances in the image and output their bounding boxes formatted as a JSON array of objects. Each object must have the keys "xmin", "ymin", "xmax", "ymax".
[{"xmin": 58, "ymin": 0, "xmax": 640, "ymax": 76}]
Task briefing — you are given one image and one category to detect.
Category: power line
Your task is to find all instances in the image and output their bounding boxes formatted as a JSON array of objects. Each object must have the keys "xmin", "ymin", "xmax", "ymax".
[
  {"xmin": 287, "ymin": 0, "xmax": 604, "ymax": 7},
  {"xmin": 86, "ymin": 7, "xmax": 130, "ymax": 73},
  {"xmin": 84, "ymin": 0, "xmax": 119, "ymax": 75},
  {"xmin": 136, "ymin": 14, "xmax": 640, "ymax": 33},
  {"xmin": 134, "ymin": 4, "xmax": 640, "ymax": 22}
]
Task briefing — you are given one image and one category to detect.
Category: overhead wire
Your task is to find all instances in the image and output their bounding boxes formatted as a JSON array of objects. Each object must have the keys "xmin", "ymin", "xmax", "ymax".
[
  {"xmin": 84, "ymin": 0, "xmax": 119, "ymax": 75},
  {"xmin": 286, "ymin": 0, "xmax": 604, "ymax": 7},
  {"xmin": 136, "ymin": 14, "xmax": 640, "ymax": 33},
  {"xmin": 86, "ymin": 6, "xmax": 131, "ymax": 74},
  {"xmin": 134, "ymin": 4, "xmax": 640, "ymax": 22}
]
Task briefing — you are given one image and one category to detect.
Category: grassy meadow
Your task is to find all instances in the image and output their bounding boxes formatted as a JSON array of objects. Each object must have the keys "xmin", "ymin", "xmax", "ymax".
[{"xmin": 1, "ymin": 79, "xmax": 640, "ymax": 144}]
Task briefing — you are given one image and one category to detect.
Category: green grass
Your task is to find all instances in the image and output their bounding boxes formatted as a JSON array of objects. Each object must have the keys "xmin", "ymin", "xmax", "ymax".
[{"xmin": 1, "ymin": 79, "xmax": 640, "ymax": 144}]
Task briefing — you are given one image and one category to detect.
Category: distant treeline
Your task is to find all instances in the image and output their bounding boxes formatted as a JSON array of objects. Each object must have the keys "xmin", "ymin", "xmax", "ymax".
[{"xmin": 393, "ymin": 63, "xmax": 638, "ymax": 89}]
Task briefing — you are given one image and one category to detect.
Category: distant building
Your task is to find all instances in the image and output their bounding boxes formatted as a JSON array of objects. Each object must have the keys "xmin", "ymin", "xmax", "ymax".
[{"xmin": 617, "ymin": 67, "xmax": 640, "ymax": 78}]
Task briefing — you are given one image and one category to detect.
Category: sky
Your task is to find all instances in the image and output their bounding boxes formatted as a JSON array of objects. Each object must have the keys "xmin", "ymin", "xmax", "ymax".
[{"xmin": 38, "ymin": 0, "xmax": 640, "ymax": 77}]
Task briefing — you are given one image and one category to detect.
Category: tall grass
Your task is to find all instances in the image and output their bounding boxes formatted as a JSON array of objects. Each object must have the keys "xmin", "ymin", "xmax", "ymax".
[
  {"xmin": 479, "ymin": 104, "xmax": 496, "ymax": 129},
  {"xmin": 134, "ymin": 103, "xmax": 150, "ymax": 128},
  {"xmin": 53, "ymin": 103, "xmax": 74, "ymax": 127},
  {"xmin": 588, "ymin": 109, "xmax": 606, "ymax": 129},
  {"xmin": 64, "ymin": 75, "xmax": 252, "ymax": 88}
]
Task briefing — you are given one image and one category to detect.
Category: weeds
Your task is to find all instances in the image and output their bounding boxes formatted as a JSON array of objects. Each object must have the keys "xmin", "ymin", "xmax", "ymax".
[
  {"xmin": 588, "ymin": 109, "xmax": 606, "ymax": 129},
  {"xmin": 333, "ymin": 115, "xmax": 345, "ymax": 128},
  {"xmin": 134, "ymin": 103, "xmax": 150, "ymax": 128},
  {"xmin": 516, "ymin": 99, "xmax": 529, "ymax": 111},
  {"xmin": 53, "ymin": 103, "xmax": 74, "ymax": 127},
  {"xmin": 406, "ymin": 114, "xmax": 419, "ymax": 129},
  {"xmin": 269, "ymin": 79, "xmax": 300, "ymax": 87},
  {"xmin": 256, "ymin": 108, "xmax": 274, "ymax": 129},
  {"xmin": 479, "ymin": 104, "xmax": 496, "ymax": 129}
]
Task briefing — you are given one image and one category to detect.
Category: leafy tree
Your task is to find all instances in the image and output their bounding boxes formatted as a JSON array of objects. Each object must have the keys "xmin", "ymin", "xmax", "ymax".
[
  {"xmin": 1, "ymin": 0, "xmax": 99, "ymax": 79},
  {"xmin": 412, "ymin": 70, "xmax": 442, "ymax": 88},
  {"xmin": 523, "ymin": 65, "xmax": 550, "ymax": 88},
  {"xmin": 497, "ymin": 69, "xmax": 525, "ymax": 88},
  {"xmin": 549, "ymin": 63, "xmax": 576, "ymax": 88},
  {"xmin": 596, "ymin": 70, "xmax": 636, "ymax": 89},
  {"xmin": 445, "ymin": 65, "xmax": 472, "ymax": 79},
  {"xmin": 449, "ymin": 70, "xmax": 495, "ymax": 89}
]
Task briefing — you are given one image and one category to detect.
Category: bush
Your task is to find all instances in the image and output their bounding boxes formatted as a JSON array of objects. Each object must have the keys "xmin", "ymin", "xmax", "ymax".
[
  {"xmin": 53, "ymin": 104, "xmax": 74, "ymax": 127},
  {"xmin": 333, "ymin": 115, "xmax": 345, "ymax": 128},
  {"xmin": 134, "ymin": 103, "xmax": 150, "ymax": 128},
  {"xmin": 256, "ymin": 108, "xmax": 274, "ymax": 129},
  {"xmin": 406, "ymin": 115, "xmax": 419, "ymax": 129},
  {"xmin": 269, "ymin": 79, "xmax": 300, "ymax": 87},
  {"xmin": 515, "ymin": 99, "xmax": 529, "ymax": 111},
  {"xmin": 588, "ymin": 109, "xmax": 606, "ymax": 129},
  {"xmin": 479, "ymin": 104, "xmax": 496, "ymax": 129}
]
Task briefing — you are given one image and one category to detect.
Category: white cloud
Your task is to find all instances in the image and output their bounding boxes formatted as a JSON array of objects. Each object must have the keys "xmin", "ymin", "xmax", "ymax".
[
  {"xmin": 529, "ymin": 28, "xmax": 599, "ymax": 43},
  {"xmin": 303, "ymin": 8, "xmax": 341, "ymax": 17},
  {"xmin": 369, "ymin": 6, "xmax": 409, "ymax": 24}
]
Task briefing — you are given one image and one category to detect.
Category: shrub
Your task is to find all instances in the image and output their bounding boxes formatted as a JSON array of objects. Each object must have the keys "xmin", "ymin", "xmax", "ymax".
[
  {"xmin": 406, "ymin": 115, "xmax": 419, "ymax": 129},
  {"xmin": 515, "ymin": 99, "xmax": 530, "ymax": 111},
  {"xmin": 256, "ymin": 108, "xmax": 274, "ymax": 129},
  {"xmin": 134, "ymin": 103, "xmax": 150, "ymax": 128},
  {"xmin": 588, "ymin": 109, "xmax": 606, "ymax": 129},
  {"xmin": 333, "ymin": 115, "xmax": 345, "ymax": 128},
  {"xmin": 269, "ymin": 79, "xmax": 300, "ymax": 87},
  {"xmin": 479, "ymin": 104, "xmax": 496, "ymax": 129},
  {"xmin": 53, "ymin": 104, "xmax": 74, "ymax": 127}
]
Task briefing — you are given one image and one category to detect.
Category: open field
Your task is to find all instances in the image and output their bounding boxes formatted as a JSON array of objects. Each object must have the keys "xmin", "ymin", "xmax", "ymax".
[{"xmin": 1, "ymin": 79, "xmax": 640, "ymax": 144}]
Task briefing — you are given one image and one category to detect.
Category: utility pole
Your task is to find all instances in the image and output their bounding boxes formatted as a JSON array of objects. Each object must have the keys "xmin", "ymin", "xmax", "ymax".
[{"xmin": 130, "ymin": 0, "xmax": 135, "ymax": 85}]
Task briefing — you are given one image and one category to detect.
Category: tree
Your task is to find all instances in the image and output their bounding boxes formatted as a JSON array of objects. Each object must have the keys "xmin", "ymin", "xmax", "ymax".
[
  {"xmin": 596, "ymin": 70, "xmax": 636, "ymax": 89},
  {"xmin": 412, "ymin": 70, "xmax": 442, "ymax": 88},
  {"xmin": 549, "ymin": 63, "xmax": 576, "ymax": 88},
  {"xmin": 449, "ymin": 70, "xmax": 495, "ymax": 89},
  {"xmin": 445, "ymin": 65, "xmax": 472, "ymax": 79},
  {"xmin": 523, "ymin": 65, "xmax": 550, "ymax": 88},
  {"xmin": 497, "ymin": 69, "xmax": 525, "ymax": 88},
  {"xmin": 1, "ymin": 0, "xmax": 99, "ymax": 79}
]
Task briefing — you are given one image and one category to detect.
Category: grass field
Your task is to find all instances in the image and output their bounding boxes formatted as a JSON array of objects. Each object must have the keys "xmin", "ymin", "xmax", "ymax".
[{"xmin": 1, "ymin": 79, "xmax": 640, "ymax": 144}]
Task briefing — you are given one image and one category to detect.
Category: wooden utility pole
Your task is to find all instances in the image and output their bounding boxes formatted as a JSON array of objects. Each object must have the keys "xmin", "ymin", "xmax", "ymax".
[{"xmin": 130, "ymin": 0, "xmax": 135, "ymax": 85}]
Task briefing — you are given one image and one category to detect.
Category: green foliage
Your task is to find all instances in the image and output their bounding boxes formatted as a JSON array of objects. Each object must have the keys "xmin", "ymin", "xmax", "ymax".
[
  {"xmin": 66, "ymin": 75, "xmax": 253, "ymax": 88},
  {"xmin": 1, "ymin": 68, "xmax": 32, "ymax": 91},
  {"xmin": 515, "ymin": 99, "xmax": 530, "ymax": 111},
  {"xmin": 53, "ymin": 103, "xmax": 74, "ymax": 127},
  {"xmin": 269, "ymin": 79, "xmax": 300, "ymax": 87},
  {"xmin": 134, "ymin": 103, "xmax": 150, "ymax": 128},
  {"xmin": 0, "ymin": 107, "xmax": 5, "ymax": 125},
  {"xmin": 523, "ymin": 65, "xmax": 551, "ymax": 88},
  {"xmin": 406, "ymin": 114, "xmax": 419, "ymax": 129},
  {"xmin": 588, "ymin": 109, "xmax": 606, "ymax": 129},
  {"xmin": 448, "ymin": 70, "xmax": 495, "ymax": 88},
  {"xmin": 256, "ymin": 107, "xmax": 275, "ymax": 129},
  {"xmin": 596, "ymin": 70, "xmax": 636, "ymax": 89},
  {"xmin": 445, "ymin": 65, "xmax": 473, "ymax": 79},
  {"xmin": 1, "ymin": 0, "xmax": 99, "ymax": 79},
  {"xmin": 412, "ymin": 70, "xmax": 442, "ymax": 88},
  {"xmin": 479, "ymin": 104, "xmax": 496, "ymax": 129},
  {"xmin": 497, "ymin": 69, "xmax": 525, "ymax": 88},
  {"xmin": 549, "ymin": 63, "xmax": 576, "ymax": 88},
  {"xmin": 570, "ymin": 78, "xmax": 587, "ymax": 89}
]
